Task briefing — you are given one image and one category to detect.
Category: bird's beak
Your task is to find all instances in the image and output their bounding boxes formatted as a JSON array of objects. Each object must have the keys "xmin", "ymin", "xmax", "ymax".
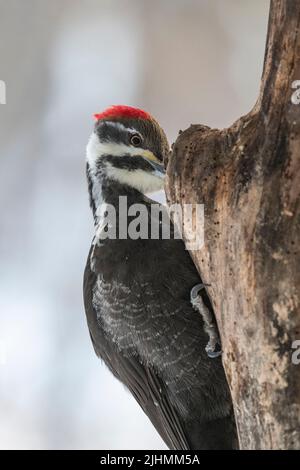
[
  {"xmin": 145, "ymin": 158, "xmax": 165, "ymax": 178},
  {"xmin": 141, "ymin": 151, "xmax": 166, "ymax": 179}
]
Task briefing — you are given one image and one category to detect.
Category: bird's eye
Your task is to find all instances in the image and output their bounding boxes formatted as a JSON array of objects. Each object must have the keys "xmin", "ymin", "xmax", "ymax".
[{"xmin": 130, "ymin": 134, "xmax": 142, "ymax": 147}]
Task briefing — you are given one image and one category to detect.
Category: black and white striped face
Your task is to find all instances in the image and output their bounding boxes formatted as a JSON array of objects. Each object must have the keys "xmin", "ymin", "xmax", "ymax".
[{"xmin": 86, "ymin": 117, "xmax": 169, "ymax": 195}]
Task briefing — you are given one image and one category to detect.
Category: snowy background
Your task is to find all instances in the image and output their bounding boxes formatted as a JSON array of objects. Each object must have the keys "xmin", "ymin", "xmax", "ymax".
[{"xmin": 0, "ymin": 0, "xmax": 269, "ymax": 449}]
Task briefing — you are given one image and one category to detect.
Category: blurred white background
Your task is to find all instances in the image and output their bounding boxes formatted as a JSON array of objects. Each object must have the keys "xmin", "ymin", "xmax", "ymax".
[{"xmin": 0, "ymin": 0, "xmax": 269, "ymax": 449}]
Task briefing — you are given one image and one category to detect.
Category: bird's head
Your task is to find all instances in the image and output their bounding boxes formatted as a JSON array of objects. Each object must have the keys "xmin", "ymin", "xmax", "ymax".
[{"xmin": 86, "ymin": 105, "xmax": 169, "ymax": 202}]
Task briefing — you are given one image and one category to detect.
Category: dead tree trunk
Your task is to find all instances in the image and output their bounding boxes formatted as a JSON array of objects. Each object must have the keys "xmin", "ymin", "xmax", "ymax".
[{"xmin": 166, "ymin": 0, "xmax": 300, "ymax": 449}]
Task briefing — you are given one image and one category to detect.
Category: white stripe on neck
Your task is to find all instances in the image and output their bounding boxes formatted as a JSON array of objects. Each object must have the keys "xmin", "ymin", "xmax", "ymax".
[{"xmin": 86, "ymin": 132, "xmax": 164, "ymax": 226}]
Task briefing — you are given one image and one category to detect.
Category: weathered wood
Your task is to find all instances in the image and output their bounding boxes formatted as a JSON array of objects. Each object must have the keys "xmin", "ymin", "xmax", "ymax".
[{"xmin": 166, "ymin": 0, "xmax": 300, "ymax": 449}]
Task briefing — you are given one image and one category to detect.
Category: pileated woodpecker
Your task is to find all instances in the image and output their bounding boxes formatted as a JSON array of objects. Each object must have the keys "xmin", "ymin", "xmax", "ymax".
[{"xmin": 83, "ymin": 105, "xmax": 237, "ymax": 450}]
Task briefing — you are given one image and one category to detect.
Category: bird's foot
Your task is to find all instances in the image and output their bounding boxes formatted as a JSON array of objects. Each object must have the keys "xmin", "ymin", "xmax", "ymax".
[{"xmin": 190, "ymin": 283, "xmax": 222, "ymax": 358}]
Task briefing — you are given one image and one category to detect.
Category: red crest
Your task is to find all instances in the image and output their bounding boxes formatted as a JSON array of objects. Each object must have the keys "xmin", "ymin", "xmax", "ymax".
[{"xmin": 94, "ymin": 105, "xmax": 151, "ymax": 121}]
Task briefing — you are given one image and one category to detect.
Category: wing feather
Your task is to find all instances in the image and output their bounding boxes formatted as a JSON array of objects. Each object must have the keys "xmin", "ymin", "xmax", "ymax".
[{"xmin": 84, "ymin": 257, "xmax": 190, "ymax": 450}]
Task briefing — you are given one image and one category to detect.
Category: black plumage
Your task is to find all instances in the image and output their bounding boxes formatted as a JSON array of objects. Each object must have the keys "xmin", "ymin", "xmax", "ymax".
[{"xmin": 83, "ymin": 107, "xmax": 238, "ymax": 449}]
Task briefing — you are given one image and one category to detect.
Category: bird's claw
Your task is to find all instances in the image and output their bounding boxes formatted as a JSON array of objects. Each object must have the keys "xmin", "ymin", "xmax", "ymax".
[
  {"xmin": 206, "ymin": 343, "xmax": 222, "ymax": 358},
  {"xmin": 190, "ymin": 283, "xmax": 222, "ymax": 359},
  {"xmin": 190, "ymin": 283, "xmax": 211, "ymax": 302}
]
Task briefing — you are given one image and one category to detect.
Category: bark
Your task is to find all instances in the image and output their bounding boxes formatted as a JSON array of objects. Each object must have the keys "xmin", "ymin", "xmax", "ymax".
[{"xmin": 166, "ymin": 0, "xmax": 300, "ymax": 450}]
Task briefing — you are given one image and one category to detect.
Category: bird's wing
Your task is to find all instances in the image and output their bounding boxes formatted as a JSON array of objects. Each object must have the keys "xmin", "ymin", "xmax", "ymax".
[
  {"xmin": 83, "ymin": 257, "xmax": 191, "ymax": 451},
  {"xmin": 99, "ymin": 335, "xmax": 190, "ymax": 450}
]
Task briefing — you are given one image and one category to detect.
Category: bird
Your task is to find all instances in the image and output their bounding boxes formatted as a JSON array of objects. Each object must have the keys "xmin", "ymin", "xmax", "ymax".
[{"xmin": 83, "ymin": 105, "xmax": 238, "ymax": 450}]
